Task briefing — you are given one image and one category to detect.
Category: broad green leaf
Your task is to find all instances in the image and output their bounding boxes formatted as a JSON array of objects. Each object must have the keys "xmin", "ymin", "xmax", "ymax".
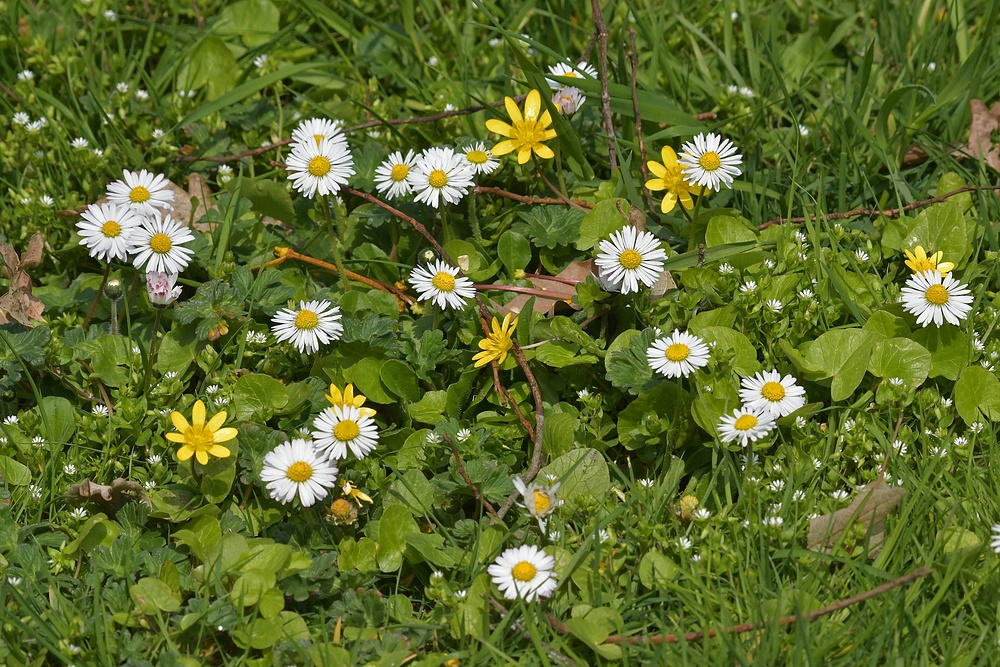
[
  {"xmin": 230, "ymin": 570, "xmax": 276, "ymax": 607},
  {"xmin": 389, "ymin": 469, "xmax": 440, "ymax": 516},
  {"xmin": 227, "ymin": 177, "xmax": 295, "ymax": 224},
  {"xmin": 605, "ymin": 329, "xmax": 658, "ymax": 395},
  {"xmin": 199, "ymin": 436, "xmax": 239, "ymax": 504},
  {"xmin": 0, "ymin": 455, "xmax": 29, "ymax": 485},
  {"xmin": 74, "ymin": 334, "xmax": 132, "ymax": 387},
  {"xmin": 954, "ymin": 366, "xmax": 1000, "ymax": 424},
  {"xmin": 912, "ymin": 325, "xmax": 967, "ymax": 380},
  {"xmin": 803, "ymin": 329, "xmax": 876, "ymax": 401},
  {"xmin": 344, "ymin": 357, "xmax": 393, "ymax": 404},
  {"xmin": 405, "ymin": 533, "xmax": 461, "ymax": 568},
  {"xmin": 38, "ymin": 396, "xmax": 75, "ymax": 446},
  {"xmin": 705, "ymin": 215, "xmax": 758, "ymax": 246},
  {"xmin": 545, "ymin": 449, "xmax": 610, "ymax": 509},
  {"xmin": 130, "ymin": 577, "xmax": 182, "ymax": 614},
  {"xmin": 867, "ymin": 337, "xmax": 931, "ymax": 386},
  {"xmin": 638, "ymin": 549, "xmax": 679, "ymax": 588},
  {"xmin": 176, "ymin": 36, "xmax": 239, "ymax": 101},
  {"xmin": 215, "ymin": 0, "xmax": 280, "ymax": 47},
  {"xmin": 862, "ymin": 310, "xmax": 909, "ymax": 340},
  {"xmin": 535, "ymin": 340, "xmax": 599, "ymax": 368},
  {"xmin": 617, "ymin": 381, "xmax": 686, "ymax": 450},
  {"xmin": 407, "ymin": 391, "xmax": 447, "ymax": 424},
  {"xmin": 380, "ymin": 359, "xmax": 420, "ymax": 402},
  {"xmin": 498, "ymin": 230, "xmax": 532, "ymax": 274},
  {"xmin": 338, "ymin": 537, "xmax": 377, "ymax": 572},
  {"xmin": 902, "ymin": 201, "xmax": 967, "ymax": 270},
  {"xmin": 696, "ymin": 326, "xmax": 761, "ymax": 376},
  {"xmin": 377, "ymin": 505, "xmax": 420, "ymax": 572},
  {"xmin": 542, "ymin": 412, "xmax": 578, "ymax": 457},
  {"xmin": 232, "ymin": 373, "xmax": 289, "ymax": 421},
  {"xmin": 575, "ymin": 199, "xmax": 630, "ymax": 251}
]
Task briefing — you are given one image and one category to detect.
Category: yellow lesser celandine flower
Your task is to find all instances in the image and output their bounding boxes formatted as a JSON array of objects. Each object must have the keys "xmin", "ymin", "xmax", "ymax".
[
  {"xmin": 473, "ymin": 313, "xmax": 519, "ymax": 368},
  {"xmin": 326, "ymin": 383, "xmax": 376, "ymax": 418},
  {"xmin": 485, "ymin": 90, "xmax": 557, "ymax": 164},
  {"xmin": 342, "ymin": 480, "xmax": 374, "ymax": 504},
  {"xmin": 166, "ymin": 399, "xmax": 238, "ymax": 465},
  {"xmin": 904, "ymin": 245, "xmax": 954, "ymax": 277},
  {"xmin": 644, "ymin": 146, "xmax": 705, "ymax": 213}
]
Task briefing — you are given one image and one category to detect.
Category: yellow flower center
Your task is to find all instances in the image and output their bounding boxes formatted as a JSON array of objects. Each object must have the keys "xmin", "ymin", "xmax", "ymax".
[
  {"xmin": 294, "ymin": 309, "xmax": 320, "ymax": 330},
  {"xmin": 467, "ymin": 150, "xmax": 489, "ymax": 165},
  {"xmin": 619, "ymin": 249, "xmax": 643, "ymax": 270},
  {"xmin": 533, "ymin": 490, "xmax": 551, "ymax": 514},
  {"xmin": 391, "ymin": 163, "xmax": 409, "ymax": 181},
  {"xmin": 910, "ymin": 258, "xmax": 935, "ymax": 272},
  {"xmin": 699, "ymin": 151, "xmax": 722, "ymax": 171},
  {"xmin": 431, "ymin": 271, "xmax": 456, "ymax": 292},
  {"xmin": 286, "ymin": 461, "xmax": 313, "ymax": 483},
  {"xmin": 665, "ymin": 343, "xmax": 690, "ymax": 362},
  {"xmin": 512, "ymin": 561, "xmax": 537, "ymax": 582},
  {"xmin": 181, "ymin": 424, "xmax": 215, "ymax": 453},
  {"xmin": 149, "ymin": 233, "xmax": 173, "ymax": 254},
  {"xmin": 101, "ymin": 220, "xmax": 122, "ymax": 238},
  {"xmin": 428, "ymin": 169, "xmax": 448, "ymax": 188},
  {"xmin": 512, "ymin": 119, "xmax": 547, "ymax": 148},
  {"xmin": 761, "ymin": 381, "xmax": 786, "ymax": 401},
  {"xmin": 565, "ymin": 71, "xmax": 579, "ymax": 78},
  {"xmin": 308, "ymin": 156, "xmax": 331, "ymax": 176},
  {"xmin": 313, "ymin": 134, "xmax": 324, "ymax": 146},
  {"xmin": 129, "ymin": 185, "xmax": 151, "ymax": 203},
  {"xmin": 925, "ymin": 284, "xmax": 949, "ymax": 305},
  {"xmin": 334, "ymin": 419, "xmax": 360, "ymax": 442},
  {"xmin": 330, "ymin": 498, "xmax": 353, "ymax": 518},
  {"xmin": 734, "ymin": 414, "xmax": 758, "ymax": 431}
]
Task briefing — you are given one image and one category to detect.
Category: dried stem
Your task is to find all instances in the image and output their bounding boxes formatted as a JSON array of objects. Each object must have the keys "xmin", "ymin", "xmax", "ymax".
[
  {"xmin": 758, "ymin": 185, "xmax": 1000, "ymax": 229},
  {"xmin": 591, "ymin": 0, "xmax": 617, "ymax": 172},
  {"xmin": 444, "ymin": 434, "xmax": 497, "ymax": 518},
  {"xmin": 474, "ymin": 284, "xmax": 575, "ymax": 299},
  {"xmin": 627, "ymin": 28, "xmax": 660, "ymax": 224},
  {"xmin": 342, "ymin": 188, "xmax": 452, "ymax": 263},
  {"xmin": 474, "ymin": 185, "xmax": 593, "ymax": 209}
]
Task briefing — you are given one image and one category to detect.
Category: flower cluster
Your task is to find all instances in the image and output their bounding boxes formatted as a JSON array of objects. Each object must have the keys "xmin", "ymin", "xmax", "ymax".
[{"xmin": 285, "ymin": 118, "xmax": 356, "ymax": 199}]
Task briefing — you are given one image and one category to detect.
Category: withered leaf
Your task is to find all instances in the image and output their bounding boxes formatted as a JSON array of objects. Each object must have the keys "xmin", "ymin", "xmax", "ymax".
[
  {"xmin": 807, "ymin": 479, "xmax": 905, "ymax": 559},
  {"xmin": 956, "ymin": 99, "xmax": 1000, "ymax": 172},
  {"xmin": 66, "ymin": 477, "xmax": 151, "ymax": 516},
  {"xmin": 649, "ymin": 270, "xmax": 677, "ymax": 298},
  {"xmin": 498, "ymin": 259, "xmax": 593, "ymax": 317},
  {"xmin": 0, "ymin": 233, "xmax": 46, "ymax": 326},
  {"xmin": 169, "ymin": 173, "xmax": 217, "ymax": 232}
]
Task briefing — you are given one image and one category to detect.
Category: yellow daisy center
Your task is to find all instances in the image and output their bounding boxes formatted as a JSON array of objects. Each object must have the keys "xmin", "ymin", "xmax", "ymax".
[
  {"xmin": 330, "ymin": 498, "xmax": 353, "ymax": 518},
  {"xmin": 761, "ymin": 381, "xmax": 786, "ymax": 401},
  {"xmin": 129, "ymin": 185, "xmax": 151, "ymax": 203},
  {"xmin": 149, "ymin": 233, "xmax": 173, "ymax": 254},
  {"xmin": 313, "ymin": 134, "xmax": 324, "ymax": 146},
  {"xmin": 294, "ymin": 309, "xmax": 320, "ymax": 330},
  {"xmin": 512, "ymin": 561, "xmax": 537, "ymax": 582},
  {"xmin": 334, "ymin": 419, "xmax": 360, "ymax": 442},
  {"xmin": 391, "ymin": 163, "xmax": 409, "ymax": 181},
  {"xmin": 665, "ymin": 343, "xmax": 690, "ymax": 362},
  {"xmin": 734, "ymin": 414, "xmax": 758, "ymax": 431},
  {"xmin": 533, "ymin": 490, "xmax": 551, "ymax": 514},
  {"xmin": 619, "ymin": 249, "xmax": 643, "ymax": 270},
  {"xmin": 699, "ymin": 151, "xmax": 722, "ymax": 171},
  {"xmin": 428, "ymin": 169, "xmax": 448, "ymax": 188},
  {"xmin": 308, "ymin": 156, "xmax": 331, "ymax": 176},
  {"xmin": 467, "ymin": 150, "xmax": 489, "ymax": 165},
  {"xmin": 286, "ymin": 461, "xmax": 313, "ymax": 483},
  {"xmin": 101, "ymin": 220, "xmax": 122, "ymax": 238},
  {"xmin": 564, "ymin": 71, "xmax": 579, "ymax": 78},
  {"xmin": 925, "ymin": 284, "xmax": 949, "ymax": 305},
  {"xmin": 431, "ymin": 271, "xmax": 456, "ymax": 292}
]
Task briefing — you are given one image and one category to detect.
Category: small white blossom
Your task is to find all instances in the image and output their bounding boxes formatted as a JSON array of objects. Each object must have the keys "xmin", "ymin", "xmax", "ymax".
[
  {"xmin": 768, "ymin": 479, "xmax": 785, "ymax": 492},
  {"xmin": 831, "ymin": 490, "xmax": 849, "ymax": 501},
  {"xmin": 740, "ymin": 280, "xmax": 757, "ymax": 293},
  {"xmin": 718, "ymin": 263, "xmax": 734, "ymax": 275},
  {"xmin": 764, "ymin": 516, "xmax": 784, "ymax": 527},
  {"xmin": 16, "ymin": 70, "xmax": 33, "ymax": 82},
  {"xmin": 677, "ymin": 537, "xmax": 692, "ymax": 550},
  {"xmin": 63, "ymin": 464, "xmax": 76, "ymax": 475},
  {"xmin": 766, "ymin": 299, "xmax": 782, "ymax": 312}
]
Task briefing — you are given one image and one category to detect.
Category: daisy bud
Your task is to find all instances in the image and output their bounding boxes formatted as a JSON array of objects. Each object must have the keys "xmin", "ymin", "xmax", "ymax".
[
  {"xmin": 103, "ymin": 279, "xmax": 123, "ymax": 301},
  {"xmin": 146, "ymin": 271, "xmax": 182, "ymax": 307}
]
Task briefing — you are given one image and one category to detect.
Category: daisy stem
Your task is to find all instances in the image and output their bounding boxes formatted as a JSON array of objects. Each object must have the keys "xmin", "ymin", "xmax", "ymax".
[
  {"xmin": 110, "ymin": 300, "xmax": 118, "ymax": 336},
  {"xmin": 82, "ymin": 262, "xmax": 112, "ymax": 329},
  {"xmin": 321, "ymin": 196, "xmax": 351, "ymax": 293},
  {"xmin": 554, "ymin": 143, "xmax": 568, "ymax": 201},
  {"xmin": 688, "ymin": 195, "xmax": 705, "ymax": 251},
  {"xmin": 143, "ymin": 307, "xmax": 163, "ymax": 389},
  {"xmin": 468, "ymin": 189, "xmax": 483, "ymax": 244}
]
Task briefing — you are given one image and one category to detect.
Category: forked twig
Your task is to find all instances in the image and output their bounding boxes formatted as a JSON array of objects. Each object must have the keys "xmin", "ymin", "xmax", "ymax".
[{"xmin": 590, "ymin": 0, "xmax": 617, "ymax": 172}]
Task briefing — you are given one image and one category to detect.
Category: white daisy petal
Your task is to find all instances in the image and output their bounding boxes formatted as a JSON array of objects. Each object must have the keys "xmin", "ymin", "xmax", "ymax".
[
  {"xmin": 106, "ymin": 169, "xmax": 175, "ymax": 216},
  {"xmin": 487, "ymin": 544, "xmax": 558, "ymax": 602},
  {"xmin": 76, "ymin": 202, "xmax": 142, "ymax": 262},
  {"xmin": 290, "ymin": 117, "xmax": 346, "ymax": 151},
  {"xmin": 594, "ymin": 226, "xmax": 667, "ymax": 294},
  {"xmin": 374, "ymin": 150, "xmax": 420, "ymax": 199},
  {"xmin": 260, "ymin": 438, "xmax": 338, "ymax": 507},
  {"xmin": 647, "ymin": 330, "xmax": 711, "ymax": 378},
  {"xmin": 739, "ymin": 370, "xmax": 806, "ymax": 418},
  {"xmin": 411, "ymin": 146, "xmax": 474, "ymax": 209},
  {"xmin": 900, "ymin": 270, "xmax": 973, "ymax": 328},
  {"xmin": 716, "ymin": 407, "xmax": 776, "ymax": 446},
  {"xmin": 312, "ymin": 404, "xmax": 380, "ymax": 461},
  {"xmin": 678, "ymin": 132, "xmax": 743, "ymax": 191},
  {"xmin": 127, "ymin": 212, "xmax": 195, "ymax": 274},
  {"xmin": 285, "ymin": 137, "xmax": 355, "ymax": 199},
  {"xmin": 408, "ymin": 259, "xmax": 475, "ymax": 311}
]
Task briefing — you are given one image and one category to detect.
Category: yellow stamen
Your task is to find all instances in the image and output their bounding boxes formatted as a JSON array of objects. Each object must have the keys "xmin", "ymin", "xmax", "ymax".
[
  {"xmin": 101, "ymin": 220, "xmax": 121, "ymax": 237},
  {"xmin": 761, "ymin": 381, "xmax": 785, "ymax": 401},
  {"xmin": 334, "ymin": 420, "xmax": 360, "ymax": 442},
  {"xmin": 129, "ymin": 185, "xmax": 151, "ymax": 203},
  {"xmin": 308, "ymin": 156, "xmax": 331, "ymax": 176},
  {"xmin": 512, "ymin": 561, "xmax": 537, "ymax": 582},
  {"xmin": 699, "ymin": 152, "xmax": 721, "ymax": 171},
  {"xmin": 286, "ymin": 461, "xmax": 313, "ymax": 483},
  {"xmin": 665, "ymin": 343, "xmax": 690, "ymax": 362},
  {"xmin": 149, "ymin": 233, "xmax": 172, "ymax": 254},
  {"xmin": 734, "ymin": 414, "xmax": 758, "ymax": 431},
  {"xmin": 428, "ymin": 169, "xmax": 448, "ymax": 188},
  {"xmin": 431, "ymin": 271, "xmax": 456, "ymax": 291}
]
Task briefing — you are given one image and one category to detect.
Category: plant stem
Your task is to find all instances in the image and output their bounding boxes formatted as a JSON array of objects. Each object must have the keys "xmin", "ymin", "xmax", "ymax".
[
  {"xmin": 554, "ymin": 142, "xmax": 569, "ymax": 201},
  {"xmin": 110, "ymin": 300, "xmax": 118, "ymax": 336},
  {"xmin": 83, "ymin": 262, "xmax": 112, "ymax": 328},
  {"xmin": 468, "ymin": 188, "xmax": 482, "ymax": 244},
  {"xmin": 321, "ymin": 195, "xmax": 351, "ymax": 293},
  {"xmin": 143, "ymin": 307, "xmax": 163, "ymax": 389}
]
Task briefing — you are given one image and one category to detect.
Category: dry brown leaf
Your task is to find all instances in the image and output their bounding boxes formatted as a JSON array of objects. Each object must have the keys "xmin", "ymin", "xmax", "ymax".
[
  {"xmin": 169, "ymin": 173, "xmax": 217, "ymax": 232},
  {"xmin": 498, "ymin": 259, "xmax": 594, "ymax": 317},
  {"xmin": 0, "ymin": 232, "xmax": 46, "ymax": 326},
  {"xmin": 955, "ymin": 99, "xmax": 1000, "ymax": 172},
  {"xmin": 807, "ymin": 479, "xmax": 905, "ymax": 559},
  {"xmin": 66, "ymin": 477, "xmax": 151, "ymax": 516},
  {"xmin": 649, "ymin": 269, "xmax": 677, "ymax": 298}
]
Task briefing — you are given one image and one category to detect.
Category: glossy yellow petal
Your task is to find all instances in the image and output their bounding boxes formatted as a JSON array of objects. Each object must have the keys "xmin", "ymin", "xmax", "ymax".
[
  {"xmin": 486, "ymin": 119, "xmax": 513, "ymax": 136},
  {"xmin": 507, "ymin": 314, "xmax": 517, "ymax": 332},
  {"xmin": 489, "ymin": 316, "xmax": 501, "ymax": 335},
  {"xmin": 496, "ymin": 349, "xmax": 509, "ymax": 364},
  {"xmin": 195, "ymin": 450, "xmax": 209, "ymax": 465},
  {"xmin": 191, "ymin": 400, "xmax": 206, "ymax": 427},
  {"xmin": 170, "ymin": 411, "xmax": 190, "ymax": 433},
  {"xmin": 661, "ymin": 193, "xmax": 678, "ymax": 214},
  {"xmin": 679, "ymin": 192, "xmax": 696, "ymax": 209},
  {"xmin": 343, "ymin": 384, "xmax": 355, "ymax": 404},
  {"xmin": 937, "ymin": 261, "xmax": 955, "ymax": 274},
  {"xmin": 533, "ymin": 144, "xmax": 555, "ymax": 160},
  {"xmin": 206, "ymin": 411, "xmax": 228, "ymax": 432},
  {"xmin": 538, "ymin": 109, "xmax": 552, "ymax": 127},
  {"xmin": 661, "ymin": 146, "xmax": 679, "ymax": 168},
  {"xmin": 478, "ymin": 338, "xmax": 494, "ymax": 351},
  {"xmin": 517, "ymin": 147, "xmax": 532, "ymax": 164},
  {"xmin": 491, "ymin": 139, "xmax": 516, "ymax": 156},
  {"xmin": 177, "ymin": 445, "xmax": 194, "ymax": 461},
  {"xmin": 326, "ymin": 384, "xmax": 344, "ymax": 405},
  {"xmin": 213, "ymin": 427, "xmax": 239, "ymax": 443},
  {"xmin": 903, "ymin": 249, "xmax": 916, "ymax": 263},
  {"xmin": 361, "ymin": 407, "xmax": 378, "ymax": 418},
  {"xmin": 645, "ymin": 177, "xmax": 666, "ymax": 192},
  {"xmin": 209, "ymin": 445, "xmax": 231, "ymax": 459},
  {"xmin": 504, "ymin": 96, "xmax": 523, "ymax": 124},
  {"xmin": 524, "ymin": 90, "xmax": 541, "ymax": 122},
  {"xmin": 165, "ymin": 433, "xmax": 186, "ymax": 443},
  {"xmin": 647, "ymin": 161, "xmax": 667, "ymax": 179},
  {"xmin": 473, "ymin": 351, "xmax": 495, "ymax": 367},
  {"xmin": 541, "ymin": 128, "xmax": 558, "ymax": 140}
]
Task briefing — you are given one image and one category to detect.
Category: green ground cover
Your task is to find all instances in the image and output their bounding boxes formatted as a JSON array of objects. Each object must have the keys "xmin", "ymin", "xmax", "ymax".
[{"xmin": 1, "ymin": 0, "xmax": 1000, "ymax": 664}]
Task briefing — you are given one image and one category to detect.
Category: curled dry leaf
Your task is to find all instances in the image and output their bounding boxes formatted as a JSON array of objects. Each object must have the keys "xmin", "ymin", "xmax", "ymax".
[
  {"xmin": 168, "ymin": 173, "xmax": 217, "ymax": 232},
  {"xmin": 808, "ymin": 479, "xmax": 905, "ymax": 559},
  {"xmin": 66, "ymin": 477, "xmax": 152, "ymax": 516},
  {"xmin": 0, "ymin": 232, "xmax": 46, "ymax": 326},
  {"xmin": 955, "ymin": 99, "xmax": 1000, "ymax": 172},
  {"xmin": 498, "ymin": 259, "xmax": 594, "ymax": 317}
]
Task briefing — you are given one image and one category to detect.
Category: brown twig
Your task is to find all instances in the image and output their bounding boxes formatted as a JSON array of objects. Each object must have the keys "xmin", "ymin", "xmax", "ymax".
[
  {"xmin": 757, "ymin": 185, "xmax": 1000, "ymax": 230},
  {"xmin": 548, "ymin": 566, "xmax": 931, "ymax": 646},
  {"xmin": 533, "ymin": 159, "xmax": 589, "ymax": 212},
  {"xmin": 591, "ymin": 0, "xmax": 617, "ymax": 172},
  {"xmin": 498, "ymin": 384, "xmax": 536, "ymax": 442},
  {"xmin": 342, "ymin": 188, "xmax": 452, "ymax": 263},
  {"xmin": 693, "ymin": 111, "xmax": 718, "ymax": 121},
  {"xmin": 474, "ymin": 186, "xmax": 593, "ymax": 209},
  {"xmin": 178, "ymin": 96, "xmax": 526, "ymax": 164},
  {"xmin": 474, "ymin": 284, "xmax": 575, "ymax": 299},
  {"xmin": 627, "ymin": 28, "xmax": 660, "ymax": 225},
  {"xmin": 444, "ymin": 434, "xmax": 497, "ymax": 518},
  {"xmin": 522, "ymin": 273, "xmax": 583, "ymax": 287}
]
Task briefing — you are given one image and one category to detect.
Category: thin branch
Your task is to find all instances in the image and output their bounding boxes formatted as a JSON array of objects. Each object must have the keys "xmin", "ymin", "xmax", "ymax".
[
  {"xmin": 342, "ymin": 188, "xmax": 452, "ymax": 263},
  {"xmin": 474, "ymin": 186, "xmax": 592, "ymax": 209},
  {"xmin": 549, "ymin": 566, "xmax": 931, "ymax": 646},
  {"xmin": 522, "ymin": 273, "xmax": 583, "ymax": 287},
  {"xmin": 591, "ymin": 0, "xmax": 617, "ymax": 172},
  {"xmin": 627, "ymin": 28, "xmax": 660, "ymax": 225},
  {"xmin": 444, "ymin": 434, "xmax": 497, "ymax": 518},
  {"xmin": 474, "ymin": 284, "xmax": 574, "ymax": 299},
  {"xmin": 757, "ymin": 185, "xmax": 1000, "ymax": 230},
  {"xmin": 533, "ymin": 157, "xmax": 589, "ymax": 212}
]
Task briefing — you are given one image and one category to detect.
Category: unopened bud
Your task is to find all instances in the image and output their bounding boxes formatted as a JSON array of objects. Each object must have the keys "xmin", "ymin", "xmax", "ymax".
[
  {"xmin": 103, "ymin": 279, "xmax": 123, "ymax": 301},
  {"xmin": 419, "ymin": 248, "xmax": 437, "ymax": 264}
]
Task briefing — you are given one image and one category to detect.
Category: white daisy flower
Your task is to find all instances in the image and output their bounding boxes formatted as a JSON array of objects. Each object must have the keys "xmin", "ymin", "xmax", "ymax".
[
  {"xmin": 271, "ymin": 300, "xmax": 343, "ymax": 354},
  {"xmin": 115, "ymin": 82, "xmax": 129, "ymax": 93},
  {"xmin": 260, "ymin": 438, "xmax": 339, "ymax": 507},
  {"xmin": 577, "ymin": 388, "xmax": 591, "ymax": 399},
  {"xmin": 678, "ymin": 132, "xmax": 743, "ymax": 191},
  {"xmin": 855, "ymin": 249, "xmax": 869, "ymax": 262},
  {"xmin": 426, "ymin": 432, "xmax": 442, "ymax": 444},
  {"xmin": 76, "ymin": 202, "xmax": 141, "ymax": 262},
  {"xmin": 843, "ymin": 419, "xmax": 855, "ymax": 432},
  {"xmin": 954, "ymin": 435, "xmax": 969, "ymax": 446},
  {"xmin": 408, "ymin": 259, "xmax": 475, "ymax": 310},
  {"xmin": 545, "ymin": 61, "xmax": 598, "ymax": 88},
  {"xmin": 646, "ymin": 329, "xmax": 711, "ymax": 378},
  {"xmin": 799, "ymin": 289, "xmax": 814, "ymax": 299},
  {"xmin": 3, "ymin": 416, "xmax": 18, "ymax": 425},
  {"xmin": 453, "ymin": 589, "xmax": 466, "ymax": 598},
  {"xmin": 693, "ymin": 508, "xmax": 711, "ymax": 520},
  {"xmin": 163, "ymin": 372, "xmax": 178, "ymax": 380},
  {"xmin": 12, "ymin": 112, "xmax": 30, "ymax": 126},
  {"xmin": 798, "ymin": 124, "xmax": 809, "ymax": 137},
  {"xmin": 792, "ymin": 490, "xmax": 806, "ymax": 501},
  {"xmin": 411, "ymin": 147, "xmax": 474, "ymax": 208},
  {"xmin": 718, "ymin": 263, "xmax": 734, "ymax": 274},
  {"xmin": 93, "ymin": 148, "xmax": 104, "ymax": 157},
  {"xmin": 71, "ymin": 137, "xmax": 89, "ymax": 149},
  {"xmin": 768, "ymin": 479, "xmax": 785, "ymax": 492},
  {"xmin": 487, "ymin": 545, "xmax": 557, "ymax": 602},
  {"xmin": 7, "ymin": 576, "xmax": 21, "ymax": 586},
  {"xmin": 427, "ymin": 55, "xmax": 439, "ymax": 67},
  {"xmin": 900, "ymin": 270, "xmax": 973, "ymax": 327},
  {"xmin": 374, "ymin": 150, "xmax": 419, "ymax": 199},
  {"xmin": 29, "ymin": 484, "xmax": 42, "ymax": 499},
  {"xmin": 32, "ymin": 436, "xmax": 45, "ymax": 447},
  {"xmin": 431, "ymin": 570, "xmax": 444, "ymax": 580},
  {"xmin": 104, "ymin": 9, "xmax": 117, "ymax": 20},
  {"xmin": 92, "ymin": 405, "xmax": 109, "ymax": 416},
  {"xmin": 488, "ymin": 37, "xmax": 501, "ymax": 47},
  {"xmin": 717, "ymin": 407, "xmax": 776, "ymax": 446},
  {"xmin": 462, "ymin": 142, "xmax": 500, "ymax": 175},
  {"xmin": 927, "ymin": 62, "xmax": 937, "ymax": 72},
  {"xmin": 312, "ymin": 404, "xmax": 380, "ymax": 461},
  {"xmin": 286, "ymin": 137, "xmax": 354, "ymax": 199},
  {"xmin": 888, "ymin": 377, "xmax": 905, "ymax": 386},
  {"xmin": 552, "ymin": 86, "xmax": 584, "ymax": 114},
  {"xmin": 128, "ymin": 213, "xmax": 195, "ymax": 274},
  {"xmin": 971, "ymin": 422, "xmax": 985, "ymax": 434},
  {"xmin": 106, "ymin": 169, "xmax": 174, "ymax": 216},
  {"xmin": 739, "ymin": 370, "xmax": 806, "ymax": 418},
  {"xmin": 594, "ymin": 226, "xmax": 667, "ymax": 294},
  {"xmin": 290, "ymin": 117, "xmax": 346, "ymax": 150},
  {"xmin": 152, "ymin": 129, "xmax": 164, "ymax": 139},
  {"xmin": 513, "ymin": 477, "xmax": 563, "ymax": 529}
]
